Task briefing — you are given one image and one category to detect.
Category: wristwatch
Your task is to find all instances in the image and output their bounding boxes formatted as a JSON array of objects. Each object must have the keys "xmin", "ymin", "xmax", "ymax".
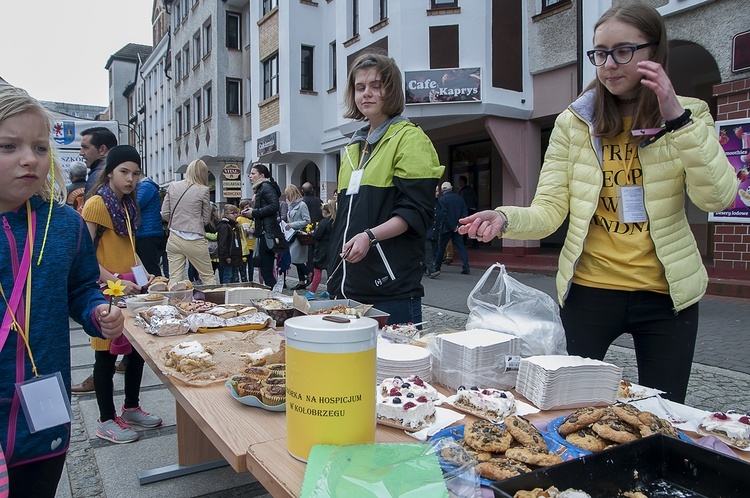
[{"xmin": 364, "ymin": 228, "xmax": 379, "ymax": 247}]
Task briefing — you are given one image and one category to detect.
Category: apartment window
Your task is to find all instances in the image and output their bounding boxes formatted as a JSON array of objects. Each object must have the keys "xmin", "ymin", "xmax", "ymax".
[
  {"xmin": 429, "ymin": 25, "xmax": 459, "ymax": 69},
  {"xmin": 329, "ymin": 41, "xmax": 337, "ymax": 90},
  {"xmin": 194, "ymin": 92, "xmax": 202, "ymax": 124},
  {"xmin": 203, "ymin": 21, "xmax": 212, "ymax": 55},
  {"xmin": 204, "ymin": 84, "xmax": 212, "ymax": 119},
  {"xmin": 192, "ymin": 0, "xmax": 197, "ymax": 7},
  {"xmin": 173, "ymin": 2, "xmax": 181, "ymax": 28},
  {"xmin": 263, "ymin": 53, "xmax": 279, "ymax": 100},
  {"xmin": 226, "ymin": 12, "xmax": 241, "ymax": 49},
  {"xmin": 262, "ymin": 0, "xmax": 278, "ymax": 16},
  {"xmin": 350, "ymin": 0, "xmax": 359, "ymax": 37},
  {"xmin": 175, "ymin": 108, "xmax": 183, "ymax": 135},
  {"xmin": 192, "ymin": 30, "xmax": 201, "ymax": 66},
  {"xmin": 226, "ymin": 78, "xmax": 241, "ymax": 115},
  {"xmin": 174, "ymin": 53, "xmax": 182, "ymax": 80},
  {"xmin": 184, "ymin": 101, "xmax": 191, "ymax": 130},
  {"xmin": 301, "ymin": 46, "xmax": 314, "ymax": 91},
  {"xmin": 181, "ymin": 0, "xmax": 189, "ymax": 18},
  {"xmin": 182, "ymin": 44, "xmax": 189, "ymax": 77},
  {"xmin": 541, "ymin": 0, "xmax": 570, "ymax": 13},
  {"xmin": 378, "ymin": 0, "xmax": 388, "ymax": 21},
  {"xmin": 431, "ymin": 0, "xmax": 458, "ymax": 8}
]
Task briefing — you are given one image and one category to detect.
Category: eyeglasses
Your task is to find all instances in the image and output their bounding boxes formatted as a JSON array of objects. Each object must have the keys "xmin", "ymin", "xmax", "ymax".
[{"xmin": 586, "ymin": 42, "xmax": 657, "ymax": 66}]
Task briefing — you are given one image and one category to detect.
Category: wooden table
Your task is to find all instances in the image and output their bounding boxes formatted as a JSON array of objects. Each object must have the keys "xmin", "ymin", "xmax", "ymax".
[{"xmin": 124, "ymin": 317, "xmax": 750, "ymax": 497}]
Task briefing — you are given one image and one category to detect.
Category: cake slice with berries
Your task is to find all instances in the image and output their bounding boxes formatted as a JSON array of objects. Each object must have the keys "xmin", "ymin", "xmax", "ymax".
[
  {"xmin": 698, "ymin": 411, "xmax": 750, "ymax": 449},
  {"xmin": 378, "ymin": 375, "xmax": 439, "ymax": 402},
  {"xmin": 454, "ymin": 386, "xmax": 516, "ymax": 423},
  {"xmin": 376, "ymin": 394, "xmax": 437, "ymax": 431}
]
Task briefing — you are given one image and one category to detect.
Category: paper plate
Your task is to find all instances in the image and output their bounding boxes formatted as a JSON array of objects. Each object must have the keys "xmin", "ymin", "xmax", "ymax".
[{"xmin": 225, "ymin": 380, "xmax": 286, "ymax": 411}]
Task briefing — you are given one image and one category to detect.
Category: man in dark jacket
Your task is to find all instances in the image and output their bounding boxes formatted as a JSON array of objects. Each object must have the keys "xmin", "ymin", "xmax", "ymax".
[
  {"xmin": 434, "ymin": 182, "xmax": 470, "ymax": 275},
  {"xmin": 80, "ymin": 127, "xmax": 117, "ymax": 194}
]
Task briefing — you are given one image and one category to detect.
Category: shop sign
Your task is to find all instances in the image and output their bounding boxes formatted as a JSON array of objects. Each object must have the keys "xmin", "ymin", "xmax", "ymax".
[
  {"xmin": 222, "ymin": 164, "xmax": 240, "ymax": 179},
  {"xmin": 257, "ymin": 132, "xmax": 278, "ymax": 157},
  {"xmin": 405, "ymin": 67, "xmax": 481, "ymax": 104},
  {"xmin": 223, "ymin": 180, "xmax": 242, "ymax": 189},
  {"xmin": 224, "ymin": 190, "xmax": 242, "ymax": 199},
  {"xmin": 708, "ymin": 117, "xmax": 750, "ymax": 223},
  {"xmin": 733, "ymin": 30, "xmax": 750, "ymax": 72}
]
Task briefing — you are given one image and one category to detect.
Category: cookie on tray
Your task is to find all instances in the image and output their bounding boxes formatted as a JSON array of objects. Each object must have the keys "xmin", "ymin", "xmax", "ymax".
[
  {"xmin": 558, "ymin": 406, "xmax": 605, "ymax": 436},
  {"xmin": 505, "ymin": 447, "xmax": 563, "ymax": 467},
  {"xmin": 475, "ymin": 457, "xmax": 531, "ymax": 481},
  {"xmin": 458, "ymin": 439, "xmax": 493, "ymax": 462},
  {"xmin": 611, "ymin": 403, "xmax": 643, "ymax": 427},
  {"xmin": 565, "ymin": 427, "xmax": 610, "ymax": 452},
  {"xmin": 591, "ymin": 412, "xmax": 640, "ymax": 444},
  {"xmin": 637, "ymin": 411, "xmax": 679, "ymax": 438},
  {"xmin": 504, "ymin": 415, "xmax": 548, "ymax": 451},
  {"xmin": 463, "ymin": 419, "xmax": 513, "ymax": 453}
]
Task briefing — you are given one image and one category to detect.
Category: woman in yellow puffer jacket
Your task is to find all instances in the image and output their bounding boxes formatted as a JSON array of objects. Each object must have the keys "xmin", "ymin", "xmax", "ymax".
[{"xmin": 459, "ymin": 3, "xmax": 737, "ymax": 404}]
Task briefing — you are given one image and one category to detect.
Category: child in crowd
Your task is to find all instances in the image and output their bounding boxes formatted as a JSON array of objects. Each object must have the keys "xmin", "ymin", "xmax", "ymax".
[
  {"xmin": 83, "ymin": 145, "xmax": 162, "ymax": 444},
  {"xmin": 0, "ymin": 83, "xmax": 124, "ymax": 497},
  {"xmin": 218, "ymin": 203, "xmax": 243, "ymax": 283},
  {"xmin": 237, "ymin": 199, "xmax": 255, "ymax": 282},
  {"xmin": 305, "ymin": 200, "xmax": 336, "ymax": 300}
]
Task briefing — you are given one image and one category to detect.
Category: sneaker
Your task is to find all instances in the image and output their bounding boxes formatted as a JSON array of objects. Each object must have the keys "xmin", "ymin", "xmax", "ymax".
[
  {"xmin": 320, "ymin": 291, "xmax": 330, "ymax": 299},
  {"xmin": 429, "ymin": 270, "xmax": 441, "ymax": 279},
  {"xmin": 461, "ymin": 269, "xmax": 471, "ymax": 275},
  {"xmin": 120, "ymin": 405, "xmax": 163, "ymax": 428},
  {"xmin": 71, "ymin": 373, "xmax": 94, "ymax": 393},
  {"xmin": 96, "ymin": 417, "xmax": 139, "ymax": 444},
  {"xmin": 304, "ymin": 291, "xmax": 316, "ymax": 300}
]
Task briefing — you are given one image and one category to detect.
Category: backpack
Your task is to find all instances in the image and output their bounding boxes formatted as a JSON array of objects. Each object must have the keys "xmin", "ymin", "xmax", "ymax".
[{"xmin": 67, "ymin": 187, "xmax": 85, "ymax": 214}]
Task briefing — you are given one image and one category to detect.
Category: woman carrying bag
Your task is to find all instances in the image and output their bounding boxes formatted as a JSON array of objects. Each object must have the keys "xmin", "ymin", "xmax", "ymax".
[
  {"xmin": 284, "ymin": 185, "xmax": 311, "ymax": 291},
  {"xmin": 242, "ymin": 163, "xmax": 283, "ymax": 289}
]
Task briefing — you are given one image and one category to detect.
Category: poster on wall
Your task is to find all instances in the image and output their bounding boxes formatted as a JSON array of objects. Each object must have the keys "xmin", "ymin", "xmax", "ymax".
[{"xmin": 708, "ymin": 118, "xmax": 750, "ymax": 223}]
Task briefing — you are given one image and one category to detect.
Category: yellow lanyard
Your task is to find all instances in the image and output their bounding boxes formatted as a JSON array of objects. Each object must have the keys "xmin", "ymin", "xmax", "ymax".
[
  {"xmin": 124, "ymin": 204, "xmax": 139, "ymax": 266},
  {"xmin": 0, "ymin": 201, "xmax": 39, "ymax": 376}
]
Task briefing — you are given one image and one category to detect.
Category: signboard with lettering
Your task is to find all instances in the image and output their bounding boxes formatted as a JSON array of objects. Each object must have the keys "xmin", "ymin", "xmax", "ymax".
[
  {"xmin": 257, "ymin": 132, "xmax": 278, "ymax": 157},
  {"xmin": 224, "ymin": 190, "xmax": 242, "ymax": 198},
  {"xmin": 222, "ymin": 164, "xmax": 240, "ymax": 179},
  {"xmin": 708, "ymin": 118, "xmax": 750, "ymax": 223},
  {"xmin": 405, "ymin": 68, "xmax": 481, "ymax": 104},
  {"xmin": 223, "ymin": 180, "xmax": 242, "ymax": 189}
]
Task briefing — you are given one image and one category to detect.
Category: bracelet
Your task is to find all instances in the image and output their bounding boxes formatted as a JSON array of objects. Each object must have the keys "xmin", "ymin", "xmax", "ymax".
[
  {"xmin": 113, "ymin": 273, "xmax": 121, "ymax": 279},
  {"xmin": 664, "ymin": 109, "xmax": 692, "ymax": 132},
  {"xmin": 364, "ymin": 228, "xmax": 379, "ymax": 247},
  {"xmin": 497, "ymin": 211, "xmax": 509, "ymax": 234}
]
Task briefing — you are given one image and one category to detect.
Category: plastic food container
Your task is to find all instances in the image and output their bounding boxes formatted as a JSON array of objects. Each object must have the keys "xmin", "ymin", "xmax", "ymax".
[
  {"xmin": 124, "ymin": 294, "xmax": 168, "ymax": 312},
  {"xmin": 148, "ymin": 288, "xmax": 193, "ymax": 305}
]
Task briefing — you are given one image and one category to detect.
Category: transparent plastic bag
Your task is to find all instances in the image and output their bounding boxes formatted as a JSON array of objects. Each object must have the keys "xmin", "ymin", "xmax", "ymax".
[{"xmin": 465, "ymin": 263, "xmax": 567, "ymax": 358}]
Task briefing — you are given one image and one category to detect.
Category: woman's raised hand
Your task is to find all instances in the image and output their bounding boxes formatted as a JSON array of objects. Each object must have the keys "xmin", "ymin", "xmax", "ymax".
[
  {"xmin": 458, "ymin": 210, "xmax": 506, "ymax": 241},
  {"xmin": 637, "ymin": 60, "xmax": 683, "ymax": 121}
]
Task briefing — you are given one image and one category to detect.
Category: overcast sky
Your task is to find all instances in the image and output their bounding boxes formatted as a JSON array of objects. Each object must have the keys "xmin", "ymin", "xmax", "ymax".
[{"xmin": 1, "ymin": 0, "xmax": 154, "ymax": 107}]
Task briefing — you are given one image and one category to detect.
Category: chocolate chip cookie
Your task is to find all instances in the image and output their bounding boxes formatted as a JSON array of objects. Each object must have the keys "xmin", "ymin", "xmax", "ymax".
[
  {"xmin": 611, "ymin": 403, "xmax": 643, "ymax": 427},
  {"xmin": 637, "ymin": 411, "xmax": 679, "ymax": 438},
  {"xmin": 558, "ymin": 406, "xmax": 605, "ymax": 436},
  {"xmin": 504, "ymin": 415, "xmax": 548, "ymax": 451},
  {"xmin": 591, "ymin": 410, "xmax": 641, "ymax": 444},
  {"xmin": 505, "ymin": 446, "xmax": 564, "ymax": 467},
  {"xmin": 464, "ymin": 419, "xmax": 513, "ymax": 453},
  {"xmin": 565, "ymin": 427, "xmax": 610, "ymax": 452},
  {"xmin": 475, "ymin": 457, "xmax": 531, "ymax": 480}
]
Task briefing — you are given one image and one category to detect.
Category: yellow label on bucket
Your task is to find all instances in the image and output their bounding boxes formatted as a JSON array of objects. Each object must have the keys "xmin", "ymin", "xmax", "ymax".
[{"xmin": 286, "ymin": 346, "xmax": 376, "ymax": 461}]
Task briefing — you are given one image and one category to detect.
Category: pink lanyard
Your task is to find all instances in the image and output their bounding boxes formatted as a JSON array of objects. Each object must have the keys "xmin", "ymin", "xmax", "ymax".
[{"xmin": 0, "ymin": 210, "xmax": 36, "ymax": 352}]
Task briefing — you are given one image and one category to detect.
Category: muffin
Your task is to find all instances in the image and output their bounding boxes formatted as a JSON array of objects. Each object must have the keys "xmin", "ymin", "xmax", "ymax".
[
  {"xmin": 262, "ymin": 377, "xmax": 286, "ymax": 388},
  {"xmin": 242, "ymin": 366, "xmax": 271, "ymax": 381},
  {"xmin": 237, "ymin": 379, "xmax": 264, "ymax": 398},
  {"xmin": 261, "ymin": 384, "xmax": 286, "ymax": 406},
  {"xmin": 230, "ymin": 374, "xmax": 252, "ymax": 393},
  {"xmin": 265, "ymin": 363, "xmax": 286, "ymax": 378}
]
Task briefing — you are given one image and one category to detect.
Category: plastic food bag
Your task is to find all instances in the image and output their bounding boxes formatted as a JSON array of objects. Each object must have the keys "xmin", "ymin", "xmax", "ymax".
[{"xmin": 466, "ymin": 263, "xmax": 567, "ymax": 358}]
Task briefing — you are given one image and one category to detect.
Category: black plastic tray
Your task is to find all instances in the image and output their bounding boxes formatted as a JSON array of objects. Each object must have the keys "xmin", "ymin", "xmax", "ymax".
[{"xmin": 491, "ymin": 434, "xmax": 750, "ymax": 497}]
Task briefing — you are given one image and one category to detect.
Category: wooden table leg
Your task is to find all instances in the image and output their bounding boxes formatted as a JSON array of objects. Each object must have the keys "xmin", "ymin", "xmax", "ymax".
[{"xmin": 176, "ymin": 401, "xmax": 224, "ymax": 466}]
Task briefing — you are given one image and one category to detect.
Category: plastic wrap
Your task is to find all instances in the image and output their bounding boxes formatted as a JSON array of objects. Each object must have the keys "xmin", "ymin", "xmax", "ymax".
[{"xmin": 465, "ymin": 264, "xmax": 567, "ymax": 358}]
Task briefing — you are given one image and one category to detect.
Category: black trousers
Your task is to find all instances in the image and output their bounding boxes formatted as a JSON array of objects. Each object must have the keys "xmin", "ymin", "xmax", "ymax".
[
  {"xmin": 8, "ymin": 453, "xmax": 66, "ymax": 498},
  {"xmin": 561, "ymin": 283, "xmax": 699, "ymax": 403},
  {"xmin": 93, "ymin": 349, "xmax": 146, "ymax": 421},
  {"xmin": 136, "ymin": 236, "xmax": 165, "ymax": 277},
  {"xmin": 257, "ymin": 236, "xmax": 276, "ymax": 287}
]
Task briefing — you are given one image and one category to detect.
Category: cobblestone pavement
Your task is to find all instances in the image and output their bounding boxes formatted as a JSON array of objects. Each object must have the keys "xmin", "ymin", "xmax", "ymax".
[{"xmin": 57, "ymin": 269, "xmax": 750, "ymax": 497}]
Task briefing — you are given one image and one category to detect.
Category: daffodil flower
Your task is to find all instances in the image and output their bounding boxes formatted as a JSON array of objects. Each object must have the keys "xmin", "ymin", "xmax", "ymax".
[{"xmin": 103, "ymin": 279, "xmax": 126, "ymax": 313}]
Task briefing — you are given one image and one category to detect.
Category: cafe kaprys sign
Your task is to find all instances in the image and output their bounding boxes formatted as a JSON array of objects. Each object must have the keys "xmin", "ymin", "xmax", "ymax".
[{"xmin": 405, "ymin": 67, "xmax": 481, "ymax": 104}]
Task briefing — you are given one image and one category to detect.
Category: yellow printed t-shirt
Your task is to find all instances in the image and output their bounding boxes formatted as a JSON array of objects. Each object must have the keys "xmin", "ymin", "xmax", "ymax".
[{"xmin": 573, "ymin": 118, "xmax": 668, "ymax": 293}]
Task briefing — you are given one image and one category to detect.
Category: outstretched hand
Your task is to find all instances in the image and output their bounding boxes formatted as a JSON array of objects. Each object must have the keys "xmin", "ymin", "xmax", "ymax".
[
  {"xmin": 458, "ymin": 210, "xmax": 506, "ymax": 241},
  {"xmin": 637, "ymin": 60, "xmax": 684, "ymax": 121}
]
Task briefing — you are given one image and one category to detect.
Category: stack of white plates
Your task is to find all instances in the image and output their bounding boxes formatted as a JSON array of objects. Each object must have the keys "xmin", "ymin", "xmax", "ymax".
[
  {"xmin": 376, "ymin": 338, "xmax": 432, "ymax": 384},
  {"xmin": 516, "ymin": 355, "xmax": 622, "ymax": 410},
  {"xmin": 432, "ymin": 329, "xmax": 521, "ymax": 391}
]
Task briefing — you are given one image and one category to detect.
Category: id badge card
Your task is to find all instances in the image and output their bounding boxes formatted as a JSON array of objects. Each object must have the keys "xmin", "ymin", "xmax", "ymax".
[
  {"xmin": 617, "ymin": 185, "xmax": 648, "ymax": 223},
  {"xmin": 15, "ymin": 372, "xmax": 73, "ymax": 433},
  {"xmin": 131, "ymin": 264, "xmax": 149, "ymax": 287},
  {"xmin": 347, "ymin": 169, "xmax": 363, "ymax": 196}
]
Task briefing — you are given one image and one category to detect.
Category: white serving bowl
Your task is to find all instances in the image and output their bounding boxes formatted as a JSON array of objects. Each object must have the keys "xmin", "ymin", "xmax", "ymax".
[
  {"xmin": 125, "ymin": 294, "xmax": 168, "ymax": 312},
  {"xmin": 148, "ymin": 288, "xmax": 193, "ymax": 305}
]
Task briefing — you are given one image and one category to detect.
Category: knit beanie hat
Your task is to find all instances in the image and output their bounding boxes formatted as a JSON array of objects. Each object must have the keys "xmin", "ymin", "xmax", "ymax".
[{"xmin": 105, "ymin": 145, "xmax": 141, "ymax": 174}]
